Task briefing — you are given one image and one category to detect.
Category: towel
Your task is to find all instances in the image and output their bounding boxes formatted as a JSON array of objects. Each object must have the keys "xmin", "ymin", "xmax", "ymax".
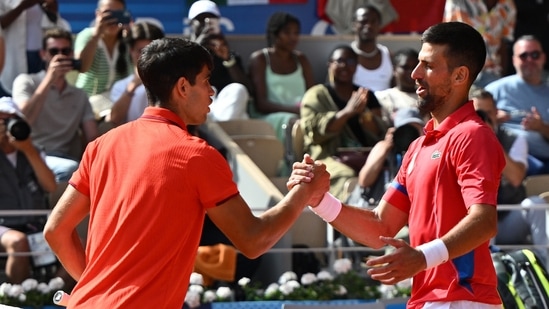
[{"xmin": 194, "ymin": 243, "xmax": 238, "ymax": 286}]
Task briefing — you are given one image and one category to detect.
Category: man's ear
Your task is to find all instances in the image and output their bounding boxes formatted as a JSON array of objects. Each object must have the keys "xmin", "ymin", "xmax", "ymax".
[
  {"xmin": 453, "ymin": 66, "xmax": 469, "ymax": 85},
  {"xmin": 174, "ymin": 76, "xmax": 188, "ymax": 98}
]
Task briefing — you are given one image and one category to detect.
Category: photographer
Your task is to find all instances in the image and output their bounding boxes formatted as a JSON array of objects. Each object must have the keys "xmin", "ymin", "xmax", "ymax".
[
  {"xmin": 347, "ymin": 107, "xmax": 426, "ymax": 207},
  {"xmin": 0, "ymin": 96, "xmax": 56, "ymax": 283},
  {"xmin": 12, "ymin": 27, "xmax": 98, "ymax": 182}
]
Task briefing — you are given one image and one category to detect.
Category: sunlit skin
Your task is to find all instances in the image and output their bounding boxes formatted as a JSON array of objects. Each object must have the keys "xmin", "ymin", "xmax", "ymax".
[
  {"xmin": 180, "ymin": 65, "xmax": 215, "ymax": 125},
  {"xmin": 96, "ymin": 0, "xmax": 127, "ymax": 36},
  {"xmin": 411, "ymin": 43, "xmax": 454, "ymax": 116},
  {"xmin": 512, "ymin": 39, "xmax": 546, "ymax": 86},
  {"xmin": 354, "ymin": 7, "xmax": 381, "ymax": 44},
  {"xmin": 329, "ymin": 48, "xmax": 357, "ymax": 84}
]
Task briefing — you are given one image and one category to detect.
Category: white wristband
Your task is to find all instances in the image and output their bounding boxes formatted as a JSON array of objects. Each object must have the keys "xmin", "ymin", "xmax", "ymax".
[
  {"xmin": 417, "ymin": 238, "xmax": 449, "ymax": 269},
  {"xmin": 308, "ymin": 192, "xmax": 342, "ymax": 222}
]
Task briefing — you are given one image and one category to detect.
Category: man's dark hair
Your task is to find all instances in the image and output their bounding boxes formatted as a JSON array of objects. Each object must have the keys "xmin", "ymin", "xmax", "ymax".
[
  {"xmin": 354, "ymin": 5, "xmax": 382, "ymax": 24},
  {"xmin": 328, "ymin": 44, "xmax": 357, "ymax": 61},
  {"xmin": 125, "ymin": 22, "xmax": 165, "ymax": 48},
  {"xmin": 42, "ymin": 27, "xmax": 73, "ymax": 50},
  {"xmin": 137, "ymin": 38, "xmax": 213, "ymax": 106},
  {"xmin": 421, "ymin": 22, "xmax": 486, "ymax": 84},
  {"xmin": 392, "ymin": 48, "xmax": 419, "ymax": 66},
  {"xmin": 265, "ymin": 12, "xmax": 300, "ymax": 47},
  {"xmin": 470, "ymin": 88, "xmax": 494, "ymax": 101}
]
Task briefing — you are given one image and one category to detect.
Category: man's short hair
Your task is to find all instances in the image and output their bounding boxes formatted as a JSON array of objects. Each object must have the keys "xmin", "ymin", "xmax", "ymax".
[
  {"xmin": 138, "ymin": 38, "xmax": 213, "ymax": 106},
  {"xmin": 422, "ymin": 22, "xmax": 486, "ymax": 84},
  {"xmin": 42, "ymin": 27, "xmax": 73, "ymax": 50}
]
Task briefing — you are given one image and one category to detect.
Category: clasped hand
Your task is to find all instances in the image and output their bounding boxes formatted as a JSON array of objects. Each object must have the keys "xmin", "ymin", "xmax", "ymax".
[{"xmin": 287, "ymin": 154, "xmax": 330, "ymax": 207}]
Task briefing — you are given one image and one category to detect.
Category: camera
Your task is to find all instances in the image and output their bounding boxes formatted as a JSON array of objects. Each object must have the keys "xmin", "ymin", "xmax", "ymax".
[
  {"xmin": 5, "ymin": 116, "xmax": 31, "ymax": 141},
  {"xmin": 71, "ymin": 59, "xmax": 81, "ymax": 71},
  {"xmin": 108, "ymin": 10, "xmax": 131, "ymax": 25}
]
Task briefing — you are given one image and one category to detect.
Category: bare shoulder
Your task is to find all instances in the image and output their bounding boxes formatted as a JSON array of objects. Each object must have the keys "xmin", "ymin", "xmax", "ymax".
[{"xmin": 249, "ymin": 49, "xmax": 267, "ymax": 62}]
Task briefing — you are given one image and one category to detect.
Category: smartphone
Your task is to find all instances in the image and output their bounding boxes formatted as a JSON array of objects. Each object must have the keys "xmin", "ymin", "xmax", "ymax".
[
  {"xmin": 108, "ymin": 9, "xmax": 131, "ymax": 25},
  {"xmin": 71, "ymin": 59, "xmax": 82, "ymax": 71}
]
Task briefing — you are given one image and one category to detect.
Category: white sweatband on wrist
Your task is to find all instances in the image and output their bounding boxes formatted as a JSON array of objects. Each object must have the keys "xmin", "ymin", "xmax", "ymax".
[
  {"xmin": 417, "ymin": 238, "xmax": 449, "ymax": 269},
  {"xmin": 308, "ymin": 192, "xmax": 342, "ymax": 222}
]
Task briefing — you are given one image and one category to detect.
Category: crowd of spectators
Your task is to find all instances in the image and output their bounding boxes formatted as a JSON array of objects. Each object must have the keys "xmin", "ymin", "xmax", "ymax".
[{"xmin": 1, "ymin": 0, "xmax": 549, "ymax": 288}]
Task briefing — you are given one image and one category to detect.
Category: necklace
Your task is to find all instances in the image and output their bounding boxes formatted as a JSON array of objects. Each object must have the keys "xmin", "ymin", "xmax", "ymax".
[{"xmin": 351, "ymin": 41, "xmax": 379, "ymax": 58}]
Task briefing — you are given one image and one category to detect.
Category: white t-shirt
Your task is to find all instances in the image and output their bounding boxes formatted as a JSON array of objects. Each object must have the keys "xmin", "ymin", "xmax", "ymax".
[{"xmin": 110, "ymin": 74, "xmax": 147, "ymax": 123}]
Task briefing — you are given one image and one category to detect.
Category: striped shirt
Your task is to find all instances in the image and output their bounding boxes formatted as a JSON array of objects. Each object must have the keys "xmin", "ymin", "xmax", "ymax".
[{"xmin": 74, "ymin": 27, "xmax": 132, "ymax": 96}]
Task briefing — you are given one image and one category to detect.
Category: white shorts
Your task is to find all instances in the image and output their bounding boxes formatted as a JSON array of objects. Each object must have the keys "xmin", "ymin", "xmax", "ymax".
[{"xmin": 423, "ymin": 301, "xmax": 502, "ymax": 309}]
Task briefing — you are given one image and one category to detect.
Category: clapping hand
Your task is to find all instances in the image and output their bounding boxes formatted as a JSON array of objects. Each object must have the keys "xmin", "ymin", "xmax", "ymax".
[
  {"xmin": 522, "ymin": 107, "xmax": 545, "ymax": 132},
  {"xmin": 342, "ymin": 87, "xmax": 369, "ymax": 116}
]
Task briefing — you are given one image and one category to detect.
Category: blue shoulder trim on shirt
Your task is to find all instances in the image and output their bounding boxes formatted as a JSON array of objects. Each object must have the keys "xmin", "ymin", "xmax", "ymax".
[{"xmin": 390, "ymin": 181, "xmax": 408, "ymax": 196}]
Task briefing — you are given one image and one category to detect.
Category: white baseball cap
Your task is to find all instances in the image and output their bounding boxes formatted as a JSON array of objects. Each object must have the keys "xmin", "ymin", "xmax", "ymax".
[
  {"xmin": 188, "ymin": 0, "xmax": 221, "ymax": 20},
  {"xmin": 0, "ymin": 96, "xmax": 25, "ymax": 118}
]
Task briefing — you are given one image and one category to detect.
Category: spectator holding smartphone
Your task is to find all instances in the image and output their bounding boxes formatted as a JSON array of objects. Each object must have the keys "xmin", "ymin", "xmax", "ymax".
[
  {"xmin": 74, "ymin": 0, "xmax": 132, "ymax": 119},
  {"xmin": 12, "ymin": 28, "xmax": 98, "ymax": 182}
]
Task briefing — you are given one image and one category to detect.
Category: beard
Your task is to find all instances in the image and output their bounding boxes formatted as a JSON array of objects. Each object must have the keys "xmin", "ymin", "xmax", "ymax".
[
  {"xmin": 416, "ymin": 80, "xmax": 451, "ymax": 114},
  {"xmin": 417, "ymin": 95, "xmax": 436, "ymax": 114}
]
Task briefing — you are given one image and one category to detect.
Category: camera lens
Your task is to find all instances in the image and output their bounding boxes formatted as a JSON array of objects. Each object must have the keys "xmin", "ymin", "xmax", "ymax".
[{"xmin": 6, "ymin": 117, "xmax": 31, "ymax": 141}]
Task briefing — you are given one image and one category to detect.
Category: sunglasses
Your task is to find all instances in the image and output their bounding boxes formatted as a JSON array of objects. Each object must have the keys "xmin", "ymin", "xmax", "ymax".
[
  {"xmin": 518, "ymin": 51, "xmax": 541, "ymax": 61},
  {"xmin": 48, "ymin": 47, "xmax": 72, "ymax": 56}
]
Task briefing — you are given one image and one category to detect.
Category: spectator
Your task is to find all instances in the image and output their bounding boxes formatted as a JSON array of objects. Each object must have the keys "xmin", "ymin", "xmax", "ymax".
[
  {"xmin": 485, "ymin": 35, "xmax": 549, "ymax": 175},
  {"xmin": 351, "ymin": 4, "xmax": 393, "ymax": 92},
  {"xmin": 41, "ymin": 0, "xmax": 71, "ymax": 32},
  {"xmin": 12, "ymin": 28, "xmax": 99, "ymax": 182},
  {"xmin": 74, "ymin": 0, "xmax": 132, "ymax": 118},
  {"xmin": 0, "ymin": 97, "xmax": 56, "ymax": 283},
  {"xmin": 291, "ymin": 22, "xmax": 506, "ymax": 308},
  {"xmin": 43, "ymin": 37, "xmax": 330, "ymax": 308},
  {"xmin": 444, "ymin": 0, "xmax": 516, "ymax": 88},
  {"xmin": 109, "ymin": 22, "xmax": 165, "ymax": 126},
  {"xmin": 187, "ymin": 0, "xmax": 221, "ymax": 43},
  {"xmin": 199, "ymin": 33, "xmax": 252, "ymax": 121},
  {"xmin": 300, "ymin": 45, "xmax": 384, "ymax": 200},
  {"xmin": 248, "ymin": 11, "xmax": 315, "ymax": 144},
  {"xmin": 507, "ymin": 0, "xmax": 549, "ymax": 74},
  {"xmin": 0, "ymin": 0, "xmax": 70, "ymax": 97},
  {"xmin": 347, "ymin": 107, "xmax": 425, "ymax": 207},
  {"xmin": 188, "ymin": 1, "xmax": 252, "ymax": 122},
  {"xmin": 472, "ymin": 88, "xmax": 548, "ymax": 263},
  {"xmin": 374, "ymin": 48, "xmax": 419, "ymax": 124}
]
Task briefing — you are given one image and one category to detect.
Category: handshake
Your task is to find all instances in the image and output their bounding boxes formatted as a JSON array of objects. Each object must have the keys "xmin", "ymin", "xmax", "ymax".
[{"xmin": 287, "ymin": 154, "xmax": 333, "ymax": 209}]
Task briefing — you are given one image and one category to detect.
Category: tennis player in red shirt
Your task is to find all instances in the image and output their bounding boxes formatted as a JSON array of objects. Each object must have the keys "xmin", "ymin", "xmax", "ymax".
[{"xmin": 291, "ymin": 22, "xmax": 505, "ymax": 309}]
